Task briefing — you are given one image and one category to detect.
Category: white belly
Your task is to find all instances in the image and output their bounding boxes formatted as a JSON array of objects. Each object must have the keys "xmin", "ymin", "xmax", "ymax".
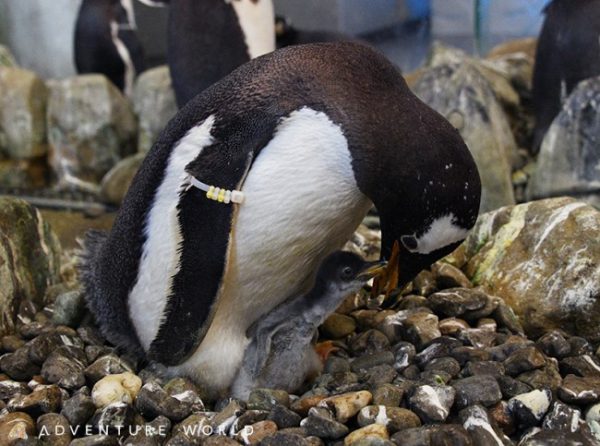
[{"xmin": 169, "ymin": 108, "xmax": 372, "ymax": 394}]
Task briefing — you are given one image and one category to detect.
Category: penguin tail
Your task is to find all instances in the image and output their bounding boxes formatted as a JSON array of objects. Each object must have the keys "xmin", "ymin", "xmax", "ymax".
[{"xmin": 77, "ymin": 229, "xmax": 146, "ymax": 360}]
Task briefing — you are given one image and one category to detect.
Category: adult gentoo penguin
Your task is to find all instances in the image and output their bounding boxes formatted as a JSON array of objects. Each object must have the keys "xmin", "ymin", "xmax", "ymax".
[
  {"xmin": 532, "ymin": 0, "xmax": 600, "ymax": 152},
  {"xmin": 141, "ymin": 0, "xmax": 275, "ymax": 107},
  {"xmin": 80, "ymin": 42, "xmax": 481, "ymax": 398},
  {"xmin": 74, "ymin": 0, "xmax": 145, "ymax": 95},
  {"xmin": 231, "ymin": 251, "xmax": 387, "ymax": 399}
]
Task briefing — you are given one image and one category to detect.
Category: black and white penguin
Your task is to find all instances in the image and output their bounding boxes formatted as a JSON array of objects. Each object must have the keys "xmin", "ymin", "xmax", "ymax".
[
  {"xmin": 144, "ymin": 0, "xmax": 275, "ymax": 107},
  {"xmin": 74, "ymin": 0, "xmax": 145, "ymax": 95},
  {"xmin": 231, "ymin": 251, "xmax": 386, "ymax": 399},
  {"xmin": 80, "ymin": 42, "xmax": 481, "ymax": 399},
  {"xmin": 532, "ymin": 0, "xmax": 600, "ymax": 152}
]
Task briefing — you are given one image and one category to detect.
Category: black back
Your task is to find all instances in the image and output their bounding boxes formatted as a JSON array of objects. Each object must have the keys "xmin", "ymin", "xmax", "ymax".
[
  {"xmin": 167, "ymin": 0, "xmax": 251, "ymax": 107},
  {"xmin": 532, "ymin": 0, "xmax": 600, "ymax": 152},
  {"xmin": 82, "ymin": 42, "xmax": 479, "ymax": 365},
  {"xmin": 74, "ymin": 0, "xmax": 145, "ymax": 91}
]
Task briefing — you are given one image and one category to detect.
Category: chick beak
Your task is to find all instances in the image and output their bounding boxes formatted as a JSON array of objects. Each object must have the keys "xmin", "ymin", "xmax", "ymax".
[{"xmin": 358, "ymin": 260, "xmax": 388, "ymax": 281}]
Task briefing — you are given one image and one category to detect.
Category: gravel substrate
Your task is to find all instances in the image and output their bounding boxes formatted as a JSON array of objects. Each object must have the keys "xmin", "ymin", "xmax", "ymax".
[{"xmin": 1, "ymin": 242, "xmax": 600, "ymax": 445}]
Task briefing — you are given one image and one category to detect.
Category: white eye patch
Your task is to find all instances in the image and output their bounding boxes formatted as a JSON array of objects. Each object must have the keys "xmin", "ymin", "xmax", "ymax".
[{"xmin": 402, "ymin": 214, "xmax": 470, "ymax": 255}]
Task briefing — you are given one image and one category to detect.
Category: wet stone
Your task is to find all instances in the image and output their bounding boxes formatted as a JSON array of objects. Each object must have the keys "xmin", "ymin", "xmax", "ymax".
[
  {"xmin": 0, "ymin": 380, "xmax": 30, "ymax": 400},
  {"xmin": 92, "ymin": 372, "xmax": 142, "ymax": 408},
  {"xmin": 268, "ymin": 404, "xmax": 302, "ymax": 429},
  {"xmin": 40, "ymin": 345, "xmax": 87, "ymax": 390},
  {"xmin": 0, "ymin": 412, "xmax": 35, "ymax": 445},
  {"xmin": 0, "ymin": 348, "xmax": 41, "ymax": 381},
  {"xmin": 77, "ymin": 326, "xmax": 105, "ymax": 346},
  {"xmin": 19, "ymin": 322, "xmax": 49, "ymax": 340},
  {"xmin": 321, "ymin": 314, "xmax": 357, "ymax": 339},
  {"xmin": 402, "ymin": 312, "xmax": 441, "ymax": 350},
  {"xmin": 542, "ymin": 401, "xmax": 581, "ymax": 432},
  {"xmin": 419, "ymin": 370, "xmax": 452, "ymax": 386},
  {"xmin": 231, "ymin": 409, "xmax": 268, "ymax": 435},
  {"xmin": 457, "ymin": 328, "xmax": 497, "ymax": 348},
  {"xmin": 519, "ymin": 429, "xmax": 597, "ymax": 446},
  {"xmin": 424, "ymin": 357, "xmax": 461, "ymax": 377},
  {"xmin": 432, "ymin": 263, "xmax": 472, "ymax": 289},
  {"xmin": 536, "ymin": 331, "xmax": 571, "ymax": 359},
  {"xmin": 90, "ymin": 401, "xmax": 134, "ymax": 435},
  {"xmin": 300, "ymin": 408, "xmax": 349, "ymax": 440},
  {"xmin": 488, "ymin": 401, "xmax": 516, "ymax": 437},
  {"xmin": 358, "ymin": 405, "xmax": 421, "ymax": 434},
  {"xmin": 439, "ymin": 318, "xmax": 470, "ymax": 337},
  {"xmin": 259, "ymin": 432, "xmax": 312, "ymax": 446},
  {"xmin": 318, "ymin": 391, "xmax": 372, "ymax": 423},
  {"xmin": 401, "ymin": 365, "xmax": 421, "ymax": 380},
  {"xmin": 450, "ymin": 347, "xmax": 491, "ymax": 366},
  {"xmin": 52, "ymin": 290, "xmax": 86, "ymax": 327},
  {"xmin": 235, "ymin": 419, "xmax": 277, "ymax": 445},
  {"xmin": 61, "ymin": 391, "xmax": 96, "ymax": 427},
  {"xmin": 408, "ymin": 385, "xmax": 455, "ymax": 423},
  {"xmin": 350, "ymin": 330, "xmax": 390, "ymax": 356},
  {"xmin": 391, "ymin": 424, "xmax": 472, "ymax": 446},
  {"xmin": 508, "ymin": 388, "xmax": 552, "ymax": 427},
  {"xmin": 344, "ymin": 424, "xmax": 389, "ymax": 445},
  {"xmin": 27, "ymin": 332, "xmax": 84, "ymax": 365},
  {"xmin": 85, "ymin": 354, "xmax": 134, "ymax": 384},
  {"xmin": 560, "ymin": 355, "xmax": 600, "ymax": 378},
  {"xmin": 372, "ymin": 384, "xmax": 403, "ymax": 407},
  {"xmin": 414, "ymin": 337, "xmax": 462, "ymax": 368},
  {"xmin": 36, "ymin": 413, "xmax": 71, "ymax": 446},
  {"xmin": 452, "ymin": 375, "xmax": 503, "ymax": 409},
  {"xmin": 290, "ymin": 395, "xmax": 327, "ymax": 417},
  {"xmin": 462, "ymin": 361, "xmax": 505, "ymax": 378},
  {"xmin": 428, "ymin": 288, "xmax": 489, "ymax": 318},
  {"xmin": 504, "ymin": 347, "xmax": 546, "ymax": 376},
  {"xmin": 2, "ymin": 336, "xmax": 25, "ymax": 353},
  {"xmin": 7, "ymin": 384, "xmax": 62, "ymax": 417},
  {"xmin": 392, "ymin": 343, "xmax": 415, "ymax": 372},
  {"xmin": 123, "ymin": 415, "xmax": 171, "ymax": 445},
  {"xmin": 169, "ymin": 413, "xmax": 212, "ymax": 445},
  {"xmin": 248, "ymin": 388, "xmax": 289, "ymax": 411},
  {"xmin": 559, "ymin": 375, "xmax": 600, "ymax": 405},
  {"xmin": 569, "ymin": 337, "xmax": 594, "ymax": 357},
  {"xmin": 365, "ymin": 365, "xmax": 397, "ymax": 386},
  {"xmin": 213, "ymin": 399, "xmax": 246, "ymax": 433},
  {"xmin": 459, "ymin": 405, "xmax": 506, "ymax": 446},
  {"xmin": 413, "ymin": 270, "xmax": 438, "ymax": 296},
  {"xmin": 135, "ymin": 381, "xmax": 195, "ymax": 422},
  {"xmin": 351, "ymin": 352, "xmax": 395, "ymax": 373},
  {"xmin": 324, "ymin": 356, "xmax": 351, "ymax": 374},
  {"xmin": 517, "ymin": 361, "xmax": 563, "ymax": 393},
  {"xmin": 492, "ymin": 301, "xmax": 524, "ymax": 335}
]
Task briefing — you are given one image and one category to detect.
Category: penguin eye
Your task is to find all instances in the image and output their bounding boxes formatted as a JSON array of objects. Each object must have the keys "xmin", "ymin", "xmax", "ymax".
[
  {"xmin": 401, "ymin": 235, "xmax": 418, "ymax": 252},
  {"xmin": 341, "ymin": 267, "xmax": 354, "ymax": 280}
]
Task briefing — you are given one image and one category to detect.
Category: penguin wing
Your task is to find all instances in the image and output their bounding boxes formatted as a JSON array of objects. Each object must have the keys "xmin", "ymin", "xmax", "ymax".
[{"xmin": 147, "ymin": 112, "xmax": 282, "ymax": 365}]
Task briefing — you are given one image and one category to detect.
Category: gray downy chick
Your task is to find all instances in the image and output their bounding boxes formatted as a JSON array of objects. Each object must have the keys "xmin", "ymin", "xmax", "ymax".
[{"xmin": 230, "ymin": 251, "xmax": 386, "ymax": 399}]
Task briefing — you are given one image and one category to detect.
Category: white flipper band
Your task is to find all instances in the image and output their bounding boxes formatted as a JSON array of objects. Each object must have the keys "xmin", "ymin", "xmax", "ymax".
[{"xmin": 186, "ymin": 175, "xmax": 245, "ymax": 204}]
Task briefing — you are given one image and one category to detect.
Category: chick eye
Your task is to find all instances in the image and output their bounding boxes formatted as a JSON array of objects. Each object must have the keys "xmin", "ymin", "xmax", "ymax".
[
  {"xmin": 401, "ymin": 235, "xmax": 418, "ymax": 252},
  {"xmin": 341, "ymin": 267, "xmax": 353, "ymax": 280}
]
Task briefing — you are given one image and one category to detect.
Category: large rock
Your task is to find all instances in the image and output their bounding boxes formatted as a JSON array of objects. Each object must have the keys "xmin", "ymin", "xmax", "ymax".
[
  {"xmin": 100, "ymin": 153, "xmax": 145, "ymax": 205},
  {"xmin": 0, "ymin": 198, "xmax": 61, "ymax": 335},
  {"xmin": 413, "ymin": 45, "xmax": 517, "ymax": 213},
  {"xmin": 463, "ymin": 197, "xmax": 600, "ymax": 341},
  {"xmin": 47, "ymin": 74, "xmax": 137, "ymax": 192},
  {"xmin": 0, "ymin": 45, "xmax": 16, "ymax": 67},
  {"xmin": 133, "ymin": 66, "xmax": 177, "ymax": 154},
  {"xmin": 0, "ymin": 67, "xmax": 48, "ymax": 159},
  {"xmin": 527, "ymin": 76, "xmax": 600, "ymax": 207}
]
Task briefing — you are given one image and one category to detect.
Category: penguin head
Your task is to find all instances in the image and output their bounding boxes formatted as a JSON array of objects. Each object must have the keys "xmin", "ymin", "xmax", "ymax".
[
  {"xmin": 314, "ymin": 251, "xmax": 387, "ymax": 300},
  {"xmin": 372, "ymin": 119, "xmax": 482, "ymax": 287}
]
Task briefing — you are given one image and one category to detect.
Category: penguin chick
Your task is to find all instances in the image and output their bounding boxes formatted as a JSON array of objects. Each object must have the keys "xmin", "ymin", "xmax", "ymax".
[{"xmin": 230, "ymin": 251, "xmax": 386, "ymax": 399}]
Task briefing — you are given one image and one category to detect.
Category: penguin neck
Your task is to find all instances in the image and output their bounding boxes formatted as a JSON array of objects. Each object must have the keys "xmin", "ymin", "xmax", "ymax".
[{"xmin": 302, "ymin": 279, "xmax": 348, "ymax": 327}]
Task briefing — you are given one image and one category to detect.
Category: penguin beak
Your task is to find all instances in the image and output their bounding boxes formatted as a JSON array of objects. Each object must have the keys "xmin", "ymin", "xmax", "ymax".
[{"xmin": 358, "ymin": 260, "xmax": 388, "ymax": 280}]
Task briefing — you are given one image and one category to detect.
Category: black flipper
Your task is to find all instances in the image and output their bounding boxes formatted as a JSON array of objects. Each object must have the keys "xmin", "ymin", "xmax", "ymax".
[
  {"xmin": 79, "ymin": 229, "xmax": 145, "ymax": 359},
  {"xmin": 147, "ymin": 113, "xmax": 281, "ymax": 365}
]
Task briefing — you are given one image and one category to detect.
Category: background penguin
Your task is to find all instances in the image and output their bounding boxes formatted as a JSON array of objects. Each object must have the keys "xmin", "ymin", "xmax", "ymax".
[
  {"xmin": 532, "ymin": 0, "xmax": 600, "ymax": 153},
  {"xmin": 80, "ymin": 42, "xmax": 481, "ymax": 399},
  {"xmin": 275, "ymin": 15, "xmax": 354, "ymax": 48},
  {"xmin": 157, "ymin": 0, "xmax": 275, "ymax": 107},
  {"xmin": 74, "ymin": 0, "xmax": 146, "ymax": 95},
  {"xmin": 231, "ymin": 251, "xmax": 386, "ymax": 399}
]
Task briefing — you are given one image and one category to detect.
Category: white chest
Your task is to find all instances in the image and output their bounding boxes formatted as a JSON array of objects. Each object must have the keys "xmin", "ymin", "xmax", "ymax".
[
  {"xmin": 172, "ymin": 108, "xmax": 372, "ymax": 392},
  {"xmin": 229, "ymin": 0, "xmax": 275, "ymax": 59}
]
